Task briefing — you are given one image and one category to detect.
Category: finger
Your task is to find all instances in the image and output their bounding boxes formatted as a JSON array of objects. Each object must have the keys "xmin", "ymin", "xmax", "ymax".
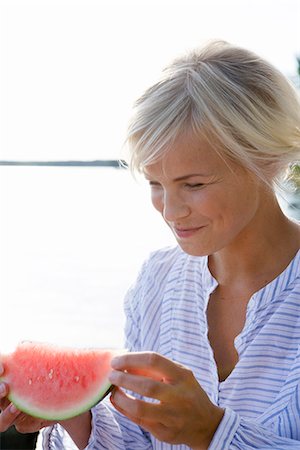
[
  {"xmin": 0, "ymin": 382, "xmax": 8, "ymax": 399},
  {"xmin": 0, "ymin": 383, "xmax": 10, "ymax": 412},
  {"xmin": 0, "ymin": 403, "xmax": 22, "ymax": 432},
  {"xmin": 0, "ymin": 397, "xmax": 10, "ymax": 413},
  {"xmin": 109, "ymin": 370, "xmax": 172, "ymax": 401},
  {"xmin": 0, "ymin": 383, "xmax": 10, "ymax": 411},
  {"xmin": 110, "ymin": 387, "xmax": 165, "ymax": 423},
  {"xmin": 111, "ymin": 352, "xmax": 185, "ymax": 381},
  {"xmin": 0, "ymin": 362, "xmax": 4, "ymax": 376},
  {"xmin": 14, "ymin": 412, "xmax": 55, "ymax": 434},
  {"xmin": 0, "ymin": 399, "xmax": 10, "ymax": 412},
  {"xmin": 15, "ymin": 416, "xmax": 49, "ymax": 434}
]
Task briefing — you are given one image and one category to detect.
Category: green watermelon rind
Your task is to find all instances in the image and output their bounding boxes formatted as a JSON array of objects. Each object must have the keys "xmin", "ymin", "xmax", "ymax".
[
  {"xmin": 0, "ymin": 342, "xmax": 123, "ymax": 421},
  {"xmin": 5, "ymin": 380, "xmax": 113, "ymax": 421}
]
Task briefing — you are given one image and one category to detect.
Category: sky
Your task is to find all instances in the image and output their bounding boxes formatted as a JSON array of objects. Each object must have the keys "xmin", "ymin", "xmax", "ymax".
[{"xmin": 0, "ymin": 0, "xmax": 299, "ymax": 161}]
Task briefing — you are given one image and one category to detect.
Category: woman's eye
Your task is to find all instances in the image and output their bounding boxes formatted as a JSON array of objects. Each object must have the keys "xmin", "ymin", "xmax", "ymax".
[
  {"xmin": 185, "ymin": 183, "xmax": 204, "ymax": 189},
  {"xmin": 148, "ymin": 181, "xmax": 162, "ymax": 188}
]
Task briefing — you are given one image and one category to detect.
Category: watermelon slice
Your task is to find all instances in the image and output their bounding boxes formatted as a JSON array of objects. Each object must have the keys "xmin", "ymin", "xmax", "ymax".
[{"xmin": 0, "ymin": 341, "xmax": 116, "ymax": 421}]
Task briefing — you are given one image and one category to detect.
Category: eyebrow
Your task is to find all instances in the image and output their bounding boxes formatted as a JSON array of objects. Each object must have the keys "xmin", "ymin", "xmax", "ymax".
[
  {"xmin": 144, "ymin": 172, "xmax": 212, "ymax": 181},
  {"xmin": 173, "ymin": 173, "xmax": 212, "ymax": 181}
]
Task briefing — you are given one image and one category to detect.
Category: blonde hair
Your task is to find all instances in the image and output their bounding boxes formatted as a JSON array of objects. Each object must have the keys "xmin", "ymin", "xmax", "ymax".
[{"xmin": 126, "ymin": 40, "xmax": 300, "ymax": 187}]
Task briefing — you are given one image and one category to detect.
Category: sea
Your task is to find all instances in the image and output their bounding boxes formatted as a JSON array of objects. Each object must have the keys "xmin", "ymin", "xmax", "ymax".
[
  {"xmin": 0, "ymin": 166, "xmax": 299, "ymax": 354},
  {"xmin": 0, "ymin": 166, "xmax": 175, "ymax": 354}
]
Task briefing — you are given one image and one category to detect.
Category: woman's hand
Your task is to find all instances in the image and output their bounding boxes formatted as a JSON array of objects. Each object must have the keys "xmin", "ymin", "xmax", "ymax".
[
  {"xmin": 0, "ymin": 363, "xmax": 55, "ymax": 433},
  {"xmin": 109, "ymin": 352, "xmax": 224, "ymax": 450}
]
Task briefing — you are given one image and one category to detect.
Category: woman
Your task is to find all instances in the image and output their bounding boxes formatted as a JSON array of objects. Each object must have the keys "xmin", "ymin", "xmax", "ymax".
[{"xmin": 1, "ymin": 40, "xmax": 300, "ymax": 449}]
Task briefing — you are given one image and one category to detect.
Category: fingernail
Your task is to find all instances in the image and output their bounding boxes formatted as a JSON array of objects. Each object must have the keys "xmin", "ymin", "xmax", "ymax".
[
  {"xmin": 0, "ymin": 383, "xmax": 5, "ymax": 394},
  {"xmin": 10, "ymin": 403, "xmax": 18, "ymax": 414},
  {"xmin": 111, "ymin": 357, "xmax": 120, "ymax": 368},
  {"xmin": 108, "ymin": 371, "xmax": 117, "ymax": 383}
]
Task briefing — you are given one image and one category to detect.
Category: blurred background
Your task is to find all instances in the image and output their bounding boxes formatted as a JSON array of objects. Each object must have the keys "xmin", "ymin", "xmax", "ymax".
[{"xmin": 0, "ymin": 0, "xmax": 299, "ymax": 447}]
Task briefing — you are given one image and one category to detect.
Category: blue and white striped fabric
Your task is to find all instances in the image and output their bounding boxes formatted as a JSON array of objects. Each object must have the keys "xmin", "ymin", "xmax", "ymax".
[{"xmin": 40, "ymin": 246, "xmax": 300, "ymax": 449}]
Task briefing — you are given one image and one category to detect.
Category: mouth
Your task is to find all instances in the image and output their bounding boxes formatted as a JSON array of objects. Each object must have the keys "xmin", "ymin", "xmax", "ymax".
[{"xmin": 173, "ymin": 226, "xmax": 206, "ymax": 239}]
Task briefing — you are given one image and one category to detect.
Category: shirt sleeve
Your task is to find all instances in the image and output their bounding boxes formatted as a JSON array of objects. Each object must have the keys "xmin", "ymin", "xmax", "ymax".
[
  {"xmin": 38, "ymin": 400, "xmax": 152, "ymax": 450},
  {"xmin": 209, "ymin": 408, "xmax": 300, "ymax": 450}
]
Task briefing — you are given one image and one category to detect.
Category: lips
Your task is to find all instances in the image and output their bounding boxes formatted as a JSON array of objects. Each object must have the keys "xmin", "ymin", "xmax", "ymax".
[{"xmin": 173, "ymin": 226, "xmax": 205, "ymax": 239}]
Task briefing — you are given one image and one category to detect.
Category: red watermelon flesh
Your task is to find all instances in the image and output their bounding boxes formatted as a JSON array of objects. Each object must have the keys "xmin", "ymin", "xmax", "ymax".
[{"xmin": 0, "ymin": 341, "xmax": 115, "ymax": 420}]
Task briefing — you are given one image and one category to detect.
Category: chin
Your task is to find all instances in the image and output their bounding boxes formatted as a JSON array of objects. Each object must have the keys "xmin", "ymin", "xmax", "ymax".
[{"xmin": 176, "ymin": 241, "xmax": 210, "ymax": 257}]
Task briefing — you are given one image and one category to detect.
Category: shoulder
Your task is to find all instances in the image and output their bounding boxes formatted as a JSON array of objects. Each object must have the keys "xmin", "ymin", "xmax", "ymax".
[
  {"xmin": 134, "ymin": 245, "xmax": 186, "ymax": 287},
  {"xmin": 142, "ymin": 245, "xmax": 208, "ymax": 279},
  {"xmin": 285, "ymin": 247, "xmax": 300, "ymax": 288},
  {"xmin": 146, "ymin": 245, "xmax": 185, "ymax": 268},
  {"xmin": 126, "ymin": 245, "xmax": 208, "ymax": 303},
  {"xmin": 123, "ymin": 246, "xmax": 187, "ymax": 328}
]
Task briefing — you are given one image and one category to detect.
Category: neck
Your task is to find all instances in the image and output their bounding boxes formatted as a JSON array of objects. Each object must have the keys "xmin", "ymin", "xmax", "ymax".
[{"xmin": 208, "ymin": 197, "xmax": 300, "ymax": 289}]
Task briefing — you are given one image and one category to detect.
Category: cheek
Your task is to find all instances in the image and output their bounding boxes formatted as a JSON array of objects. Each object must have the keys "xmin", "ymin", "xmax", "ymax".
[
  {"xmin": 151, "ymin": 190, "xmax": 164, "ymax": 213},
  {"xmin": 213, "ymin": 188, "xmax": 259, "ymax": 230}
]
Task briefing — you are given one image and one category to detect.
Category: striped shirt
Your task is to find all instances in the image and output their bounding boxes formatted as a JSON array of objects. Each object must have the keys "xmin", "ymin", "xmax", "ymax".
[{"xmin": 40, "ymin": 245, "xmax": 300, "ymax": 449}]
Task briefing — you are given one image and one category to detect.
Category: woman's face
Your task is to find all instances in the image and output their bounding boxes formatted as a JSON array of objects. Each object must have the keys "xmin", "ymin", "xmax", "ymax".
[{"xmin": 144, "ymin": 133, "xmax": 263, "ymax": 256}]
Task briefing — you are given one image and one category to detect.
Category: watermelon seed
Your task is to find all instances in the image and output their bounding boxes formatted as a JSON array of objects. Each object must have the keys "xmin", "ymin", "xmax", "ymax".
[
  {"xmin": 28, "ymin": 378, "xmax": 32, "ymax": 385},
  {"xmin": 48, "ymin": 369, "xmax": 54, "ymax": 379},
  {"xmin": 74, "ymin": 376, "xmax": 80, "ymax": 383}
]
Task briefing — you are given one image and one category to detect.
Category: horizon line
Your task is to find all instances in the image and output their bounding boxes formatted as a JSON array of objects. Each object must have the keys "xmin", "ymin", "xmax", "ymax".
[{"xmin": 0, "ymin": 159, "xmax": 127, "ymax": 168}]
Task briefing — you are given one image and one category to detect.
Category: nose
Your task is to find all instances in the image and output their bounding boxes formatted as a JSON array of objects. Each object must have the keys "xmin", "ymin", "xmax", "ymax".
[{"xmin": 162, "ymin": 191, "xmax": 190, "ymax": 222}]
